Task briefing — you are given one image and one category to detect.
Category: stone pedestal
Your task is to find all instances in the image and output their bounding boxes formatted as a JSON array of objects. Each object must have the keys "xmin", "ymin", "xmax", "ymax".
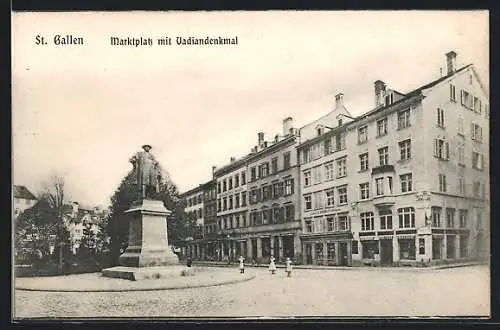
[{"xmin": 102, "ymin": 199, "xmax": 179, "ymax": 280}]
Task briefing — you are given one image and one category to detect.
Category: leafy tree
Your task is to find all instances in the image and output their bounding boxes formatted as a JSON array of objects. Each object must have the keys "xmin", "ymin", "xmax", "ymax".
[{"xmin": 105, "ymin": 166, "xmax": 197, "ymax": 266}]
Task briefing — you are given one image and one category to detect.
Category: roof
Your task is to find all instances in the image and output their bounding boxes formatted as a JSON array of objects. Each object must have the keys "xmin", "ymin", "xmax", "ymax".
[{"xmin": 13, "ymin": 185, "xmax": 37, "ymax": 200}]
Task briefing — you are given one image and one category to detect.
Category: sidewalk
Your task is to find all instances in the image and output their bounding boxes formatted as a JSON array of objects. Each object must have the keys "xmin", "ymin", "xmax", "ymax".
[{"xmin": 192, "ymin": 260, "xmax": 485, "ymax": 271}]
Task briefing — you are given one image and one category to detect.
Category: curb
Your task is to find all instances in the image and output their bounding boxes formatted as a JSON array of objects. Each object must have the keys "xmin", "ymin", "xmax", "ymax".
[{"xmin": 15, "ymin": 274, "xmax": 256, "ymax": 293}]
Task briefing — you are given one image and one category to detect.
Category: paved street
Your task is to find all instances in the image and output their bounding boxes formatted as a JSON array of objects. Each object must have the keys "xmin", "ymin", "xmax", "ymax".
[{"xmin": 14, "ymin": 265, "xmax": 489, "ymax": 318}]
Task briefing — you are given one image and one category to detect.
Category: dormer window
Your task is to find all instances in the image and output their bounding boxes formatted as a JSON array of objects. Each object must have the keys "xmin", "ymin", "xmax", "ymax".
[
  {"xmin": 385, "ymin": 92, "xmax": 394, "ymax": 106},
  {"xmin": 338, "ymin": 118, "xmax": 343, "ymax": 126},
  {"xmin": 316, "ymin": 125, "xmax": 325, "ymax": 136}
]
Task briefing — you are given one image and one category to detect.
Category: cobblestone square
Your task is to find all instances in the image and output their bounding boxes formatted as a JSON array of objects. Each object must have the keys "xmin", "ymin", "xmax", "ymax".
[{"xmin": 14, "ymin": 265, "xmax": 489, "ymax": 319}]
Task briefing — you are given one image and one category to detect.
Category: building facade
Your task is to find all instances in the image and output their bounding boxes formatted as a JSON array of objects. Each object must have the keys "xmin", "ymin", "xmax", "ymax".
[
  {"xmin": 13, "ymin": 185, "xmax": 38, "ymax": 218},
  {"xmin": 297, "ymin": 51, "xmax": 489, "ymax": 266},
  {"xmin": 179, "ymin": 183, "xmax": 206, "ymax": 259}
]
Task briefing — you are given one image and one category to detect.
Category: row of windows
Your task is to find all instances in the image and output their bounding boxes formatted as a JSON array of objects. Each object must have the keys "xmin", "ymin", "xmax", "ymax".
[
  {"xmin": 217, "ymin": 192, "xmax": 248, "ymax": 212},
  {"xmin": 438, "ymin": 106, "xmax": 485, "ymax": 144},
  {"xmin": 249, "ymin": 205, "xmax": 296, "ymax": 226},
  {"xmin": 301, "ymin": 131, "xmax": 346, "ymax": 164},
  {"xmin": 188, "ymin": 209, "xmax": 203, "ymax": 219},
  {"xmin": 217, "ymin": 212, "xmax": 247, "ymax": 230},
  {"xmin": 304, "ymin": 213, "xmax": 350, "ymax": 233},
  {"xmin": 249, "ymin": 152, "xmax": 292, "ymax": 182},
  {"xmin": 357, "ymin": 108, "xmax": 411, "ymax": 144},
  {"xmin": 304, "ymin": 185, "xmax": 348, "ymax": 210},
  {"xmin": 360, "ymin": 207, "xmax": 416, "ymax": 231},
  {"xmin": 439, "ymin": 174, "xmax": 486, "ymax": 199},
  {"xmin": 186, "ymin": 194, "xmax": 203, "ymax": 207},
  {"xmin": 249, "ymin": 178, "xmax": 295, "ymax": 204},
  {"xmin": 430, "ymin": 207, "xmax": 469, "ymax": 228},
  {"xmin": 217, "ymin": 171, "xmax": 247, "ymax": 193}
]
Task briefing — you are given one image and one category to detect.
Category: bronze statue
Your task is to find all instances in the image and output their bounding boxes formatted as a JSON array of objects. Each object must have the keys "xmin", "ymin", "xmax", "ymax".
[{"xmin": 129, "ymin": 145, "xmax": 162, "ymax": 199}]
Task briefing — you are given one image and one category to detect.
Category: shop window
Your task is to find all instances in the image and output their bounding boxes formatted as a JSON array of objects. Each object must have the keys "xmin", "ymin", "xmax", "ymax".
[
  {"xmin": 419, "ymin": 238, "xmax": 425, "ymax": 255},
  {"xmin": 399, "ymin": 239, "xmax": 416, "ymax": 260},
  {"xmin": 362, "ymin": 241, "xmax": 379, "ymax": 259},
  {"xmin": 352, "ymin": 240, "xmax": 359, "ymax": 254}
]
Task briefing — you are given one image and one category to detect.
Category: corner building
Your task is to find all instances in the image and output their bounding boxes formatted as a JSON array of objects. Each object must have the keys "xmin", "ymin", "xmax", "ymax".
[{"xmin": 297, "ymin": 51, "xmax": 489, "ymax": 266}]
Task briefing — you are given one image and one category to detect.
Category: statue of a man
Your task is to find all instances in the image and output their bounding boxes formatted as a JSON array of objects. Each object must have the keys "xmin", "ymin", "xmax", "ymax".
[{"xmin": 129, "ymin": 145, "xmax": 162, "ymax": 199}]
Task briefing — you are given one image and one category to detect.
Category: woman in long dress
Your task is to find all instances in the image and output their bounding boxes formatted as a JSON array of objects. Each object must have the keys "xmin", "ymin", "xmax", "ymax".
[{"xmin": 269, "ymin": 255, "xmax": 277, "ymax": 274}]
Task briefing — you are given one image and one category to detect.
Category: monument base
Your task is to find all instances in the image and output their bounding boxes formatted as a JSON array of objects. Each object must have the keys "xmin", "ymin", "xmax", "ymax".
[{"xmin": 102, "ymin": 265, "xmax": 190, "ymax": 281}]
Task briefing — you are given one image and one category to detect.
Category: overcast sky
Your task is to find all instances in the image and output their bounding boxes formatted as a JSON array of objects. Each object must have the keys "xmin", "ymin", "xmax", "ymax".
[{"xmin": 12, "ymin": 11, "xmax": 489, "ymax": 207}]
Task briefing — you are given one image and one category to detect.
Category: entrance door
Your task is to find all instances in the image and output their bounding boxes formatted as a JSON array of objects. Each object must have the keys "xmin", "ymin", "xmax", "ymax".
[
  {"xmin": 251, "ymin": 239, "xmax": 258, "ymax": 261},
  {"xmin": 283, "ymin": 236, "xmax": 295, "ymax": 259},
  {"xmin": 305, "ymin": 243, "xmax": 313, "ymax": 265},
  {"xmin": 338, "ymin": 242, "xmax": 348, "ymax": 266},
  {"xmin": 379, "ymin": 240, "xmax": 393, "ymax": 266}
]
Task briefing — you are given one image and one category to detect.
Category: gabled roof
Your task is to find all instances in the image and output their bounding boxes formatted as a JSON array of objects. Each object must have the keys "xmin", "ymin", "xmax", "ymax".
[{"xmin": 13, "ymin": 185, "xmax": 37, "ymax": 200}]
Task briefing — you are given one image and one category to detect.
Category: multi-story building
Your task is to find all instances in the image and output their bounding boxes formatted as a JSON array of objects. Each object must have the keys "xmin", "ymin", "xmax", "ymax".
[
  {"xmin": 13, "ymin": 185, "xmax": 38, "ymax": 218},
  {"xmin": 179, "ymin": 183, "xmax": 206, "ymax": 259},
  {"xmin": 297, "ymin": 51, "xmax": 489, "ymax": 266},
  {"xmin": 62, "ymin": 202, "xmax": 104, "ymax": 254},
  {"xmin": 214, "ymin": 155, "xmax": 248, "ymax": 261},
  {"xmin": 297, "ymin": 93, "xmax": 355, "ymax": 266}
]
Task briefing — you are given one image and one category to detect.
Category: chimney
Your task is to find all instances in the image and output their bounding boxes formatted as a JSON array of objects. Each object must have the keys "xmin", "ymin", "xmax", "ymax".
[
  {"xmin": 282, "ymin": 117, "xmax": 293, "ymax": 136},
  {"xmin": 230, "ymin": 157, "xmax": 236, "ymax": 163},
  {"xmin": 258, "ymin": 132, "xmax": 265, "ymax": 146},
  {"xmin": 274, "ymin": 134, "xmax": 279, "ymax": 143},
  {"xmin": 212, "ymin": 166, "xmax": 216, "ymax": 174},
  {"xmin": 374, "ymin": 80, "xmax": 386, "ymax": 107},
  {"xmin": 446, "ymin": 51, "xmax": 457, "ymax": 75},
  {"xmin": 335, "ymin": 93, "xmax": 344, "ymax": 109}
]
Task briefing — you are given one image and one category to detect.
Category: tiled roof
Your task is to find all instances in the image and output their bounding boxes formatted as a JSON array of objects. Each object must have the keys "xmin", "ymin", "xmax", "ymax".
[{"xmin": 13, "ymin": 185, "xmax": 37, "ymax": 200}]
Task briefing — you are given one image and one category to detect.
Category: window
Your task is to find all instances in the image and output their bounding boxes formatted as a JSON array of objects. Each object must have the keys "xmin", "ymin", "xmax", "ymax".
[
  {"xmin": 272, "ymin": 182, "xmax": 283, "ymax": 199},
  {"xmin": 379, "ymin": 209, "xmax": 393, "ymax": 230},
  {"xmin": 461, "ymin": 90, "xmax": 473, "ymax": 109},
  {"xmin": 360, "ymin": 183, "xmax": 370, "ymax": 200},
  {"xmin": 485, "ymin": 104, "xmax": 489, "ymax": 119},
  {"xmin": 311, "ymin": 143, "xmax": 324, "ymax": 160},
  {"xmin": 325, "ymin": 189, "xmax": 335, "ymax": 207},
  {"xmin": 217, "ymin": 199, "xmax": 221, "ymax": 212},
  {"xmin": 285, "ymin": 205, "xmax": 295, "ymax": 221},
  {"xmin": 471, "ymin": 123, "xmax": 483, "ymax": 142},
  {"xmin": 324, "ymin": 137, "xmax": 332, "ymax": 155},
  {"xmin": 398, "ymin": 108, "xmax": 411, "ymax": 129},
  {"xmin": 338, "ymin": 214, "xmax": 349, "ymax": 231},
  {"xmin": 271, "ymin": 157, "xmax": 278, "ymax": 173},
  {"xmin": 375, "ymin": 178, "xmax": 384, "ymax": 196},
  {"xmin": 283, "ymin": 152, "xmax": 291, "ymax": 169},
  {"xmin": 235, "ymin": 194, "xmax": 240, "ymax": 208},
  {"xmin": 359, "ymin": 153, "xmax": 369, "ymax": 172},
  {"xmin": 473, "ymin": 96, "xmax": 482, "ymax": 114},
  {"xmin": 450, "ymin": 84, "xmax": 456, "ymax": 102},
  {"xmin": 459, "ymin": 209, "xmax": 468, "ymax": 228},
  {"xmin": 400, "ymin": 173, "xmax": 413, "ymax": 193},
  {"xmin": 377, "ymin": 117, "xmax": 388, "ymax": 137},
  {"xmin": 337, "ymin": 186, "xmax": 348, "ymax": 205},
  {"xmin": 249, "ymin": 189, "xmax": 258, "ymax": 204},
  {"xmin": 260, "ymin": 163, "xmax": 270, "ymax": 177},
  {"xmin": 336, "ymin": 157, "xmax": 347, "ymax": 178},
  {"xmin": 458, "ymin": 143, "xmax": 465, "ymax": 165},
  {"xmin": 446, "ymin": 208, "xmax": 455, "ymax": 228},
  {"xmin": 398, "ymin": 207, "xmax": 415, "ymax": 228},
  {"xmin": 399, "ymin": 239, "xmax": 416, "ymax": 260},
  {"xmin": 250, "ymin": 167, "xmax": 256, "ymax": 181},
  {"xmin": 438, "ymin": 174, "xmax": 447, "ymax": 192},
  {"xmin": 473, "ymin": 181, "xmax": 481, "ymax": 198},
  {"xmin": 223, "ymin": 197, "xmax": 227, "ymax": 210},
  {"xmin": 458, "ymin": 116, "xmax": 464, "ymax": 135},
  {"xmin": 327, "ymin": 217, "xmax": 335, "ymax": 231},
  {"xmin": 335, "ymin": 132, "xmax": 346, "ymax": 151},
  {"xmin": 378, "ymin": 147, "xmax": 389, "ymax": 166},
  {"xmin": 272, "ymin": 207, "xmax": 281, "ymax": 224},
  {"xmin": 234, "ymin": 174, "xmax": 239, "ymax": 187},
  {"xmin": 360, "ymin": 212, "xmax": 375, "ymax": 231},
  {"xmin": 437, "ymin": 108, "xmax": 445, "ymax": 128},
  {"xmin": 358, "ymin": 125, "xmax": 368, "ymax": 144},
  {"xmin": 324, "ymin": 162, "xmax": 334, "ymax": 181},
  {"xmin": 302, "ymin": 148, "xmax": 311, "ymax": 164},
  {"xmin": 431, "ymin": 207, "xmax": 441, "ymax": 227},
  {"xmin": 223, "ymin": 180, "xmax": 227, "ymax": 192},
  {"xmin": 352, "ymin": 241, "xmax": 359, "ymax": 254},
  {"xmin": 434, "ymin": 138, "xmax": 450, "ymax": 160},
  {"xmin": 217, "ymin": 182, "xmax": 221, "ymax": 193},
  {"xmin": 262, "ymin": 185, "xmax": 271, "ymax": 201},
  {"xmin": 313, "ymin": 191, "xmax": 324, "ymax": 209},
  {"xmin": 228, "ymin": 196, "xmax": 233, "ymax": 209},
  {"xmin": 399, "ymin": 139, "xmax": 411, "ymax": 160},
  {"xmin": 304, "ymin": 171, "xmax": 311, "ymax": 187},
  {"xmin": 262, "ymin": 209, "xmax": 271, "ymax": 225},
  {"xmin": 228, "ymin": 178, "xmax": 233, "ymax": 190},
  {"xmin": 458, "ymin": 177, "xmax": 466, "ymax": 195},
  {"xmin": 338, "ymin": 118, "xmax": 343, "ymax": 126},
  {"xmin": 472, "ymin": 151, "xmax": 484, "ymax": 170},
  {"xmin": 305, "ymin": 220, "xmax": 313, "ymax": 232},
  {"xmin": 304, "ymin": 195, "xmax": 312, "ymax": 211},
  {"xmin": 241, "ymin": 172, "xmax": 246, "ymax": 185},
  {"xmin": 241, "ymin": 192, "xmax": 247, "ymax": 206},
  {"xmin": 313, "ymin": 165, "xmax": 322, "ymax": 184},
  {"xmin": 284, "ymin": 178, "xmax": 294, "ymax": 195}
]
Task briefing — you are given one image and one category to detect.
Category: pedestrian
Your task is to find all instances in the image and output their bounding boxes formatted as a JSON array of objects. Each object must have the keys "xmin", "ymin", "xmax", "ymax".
[
  {"xmin": 285, "ymin": 257, "xmax": 292, "ymax": 277},
  {"xmin": 238, "ymin": 255, "xmax": 245, "ymax": 274},
  {"xmin": 269, "ymin": 255, "xmax": 277, "ymax": 275}
]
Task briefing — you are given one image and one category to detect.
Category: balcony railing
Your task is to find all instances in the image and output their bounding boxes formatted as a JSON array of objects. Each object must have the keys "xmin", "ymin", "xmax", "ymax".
[{"xmin": 371, "ymin": 164, "xmax": 395, "ymax": 176}]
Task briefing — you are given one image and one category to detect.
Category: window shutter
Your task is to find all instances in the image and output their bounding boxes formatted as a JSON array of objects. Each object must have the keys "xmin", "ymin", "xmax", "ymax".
[
  {"xmin": 471, "ymin": 124, "xmax": 475, "ymax": 140},
  {"xmin": 445, "ymin": 142, "xmax": 450, "ymax": 160},
  {"xmin": 480, "ymin": 154, "xmax": 484, "ymax": 170},
  {"xmin": 461, "ymin": 90, "xmax": 464, "ymax": 105},
  {"xmin": 479, "ymin": 126, "xmax": 483, "ymax": 141},
  {"xmin": 434, "ymin": 139, "xmax": 438, "ymax": 157},
  {"xmin": 291, "ymin": 179, "xmax": 295, "ymax": 194}
]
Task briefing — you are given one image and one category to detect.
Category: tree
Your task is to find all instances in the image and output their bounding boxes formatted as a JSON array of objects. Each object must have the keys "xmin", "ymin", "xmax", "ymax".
[{"xmin": 104, "ymin": 167, "xmax": 196, "ymax": 266}]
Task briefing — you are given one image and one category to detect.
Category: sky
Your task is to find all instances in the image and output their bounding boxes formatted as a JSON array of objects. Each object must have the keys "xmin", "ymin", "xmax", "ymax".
[{"xmin": 12, "ymin": 11, "xmax": 489, "ymax": 208}]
